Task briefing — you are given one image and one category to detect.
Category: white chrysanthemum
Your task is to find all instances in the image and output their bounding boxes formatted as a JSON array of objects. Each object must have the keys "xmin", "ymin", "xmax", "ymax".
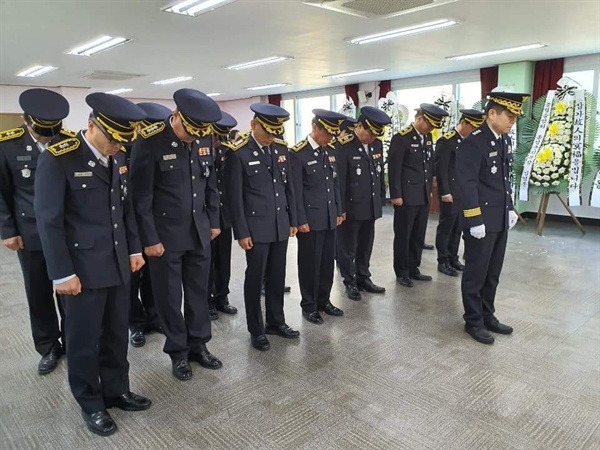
[
  {"xmin": 543, "ymin": 168, "xmax": 550, "ymax": 174},
  {"xmin": 551, "ymin": 173, "xmax": 559, "ymax": 179},
  {"xmin": 542, "ymin": 182, "xmax": 550, "ymax": 187},
  {"xmin": 552, "ymin": 181, "xmax": 560, "ymax": 186}
]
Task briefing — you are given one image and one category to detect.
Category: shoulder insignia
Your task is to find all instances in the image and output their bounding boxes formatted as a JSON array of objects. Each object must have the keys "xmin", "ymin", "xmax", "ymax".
[
  {"xmin": 443, "ymin": 130, "xmax": 456, "ymax": 140},
  {"xmin": 228, "ymin": 136, "xmax": 249, "ymax": 152},
  {"xmin": 291, "ymin": 140, "xmax": 308, "ymax": 152},
  {"xmin": 59, "ymin": 128, "xmax": 77, "ymax": 138},
  {"xmin": 120, "ymin": 146, "xmax": 127, "ymax": 152},
  {"xmin": 398, "ymin": 125, "xmax": 413, "ymax": 136},
  {"xmin": 472, "ymin": 129, "xmax": 482, "ymax": 136},
  {"xmin": 139, "ymin": 122, "xmax": 165, "ymax": 139},
  {"xmin": 47, "ymin": 138, "xmax": 80, "ymax": 156},
  {"xmin": 274, "ymin": 137, "xmax": 288, "ymax": 147},
  {"xmin": 338, "ymin": 133, "xmax": 355, "ymax": 145},
  {"xmin": 327, "ymin": 142, "xmax": 336, "ymax": 150},
  {"xmin": 221, "ymin": 141, "xmax": 235, "ymax": 150},
  {"xmin": 0, "ymin": 127, "xmax": 25, "ymax": 142}
]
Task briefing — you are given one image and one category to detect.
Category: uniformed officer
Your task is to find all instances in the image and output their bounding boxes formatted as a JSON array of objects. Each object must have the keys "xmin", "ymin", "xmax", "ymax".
[
  {"xmin": 336, "ymin": 106, "xmax": 390, "ymax": 301},
  {"xmin": 338, "ymin": 117, "xmax": 357, "ymax": 139},
  {"xmin": 126, "ymin": 102, "xmax": 171, "ymax": 347},
  {"xmin": 455, "ymin": 91, "xmax": 527, "ymax": 344},
  {"xmin": 130, "ymin": 89, "xmax": 223, "ymax": 380},
  {"xmin": 225, "ymin": 103, "xmax": 299, "ymax": 351},
  {"xmin": 290, "ymin": 109, "xmax": 346, "ymax": 324},
  {"xmin": 0, "ymin": 88, "xmax": 70, "ymax": 374},
  {"xmin": 34, "ymin": 93, "xmax": 151, "ymax": 436},
  {"xmin": 208, "ymin": 110, "xmax": 239, "ymax": 320},
  {"xmin": 388, "ymin": 104, "xmax": 448, "ymax": 288},
  {"xmin": 434, "ymin": 109, "xmax": 485, "ymax": 277}
]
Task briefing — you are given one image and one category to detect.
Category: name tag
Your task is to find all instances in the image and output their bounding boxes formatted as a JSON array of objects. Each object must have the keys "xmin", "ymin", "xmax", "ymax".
[
  {"xmin": 119, "ymin": 166, "xmax": 128, "ymax": 174},
  {"xmin": 74, "ymin": 171, "xmax": 93, "ymax": 177},
  {"xmin": 17, "ymin": 155, "xmax": 32, "ymax": 161},
  {"xmin": 352, "ymin": 156, "xmax": 361, "ymax": 160},
  {"xmin": 307, "ymin": 160, "xmax": 317, "ymax": 166},
  {"xmin": 411, "ymin": 143, "xmax": 420, "ymax": 148},
  {"xmin": 198, "ymin": 147, "xmax": 210, "ymax": 156},
  {"xmin": 163, "ymin": 154, "xmax": 177, "ymax": 161},
  {"xmin": 248, "ymin": 161, "xmax": 260, "ymax": 166},
  {"xmin": 489, "ymin": 151, "xmax": 498, "ymax": 157}
]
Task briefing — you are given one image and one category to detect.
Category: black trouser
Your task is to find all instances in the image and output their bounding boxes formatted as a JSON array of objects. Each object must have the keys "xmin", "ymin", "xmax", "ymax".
[
  {"xmin": 17, "ymin": 250, "xmax": 64, "ymax": 356},
  {"xmin": 337, "ymin": 218, "xmax": 375, "ymax": 286},
  {"xmin": 435, "ymin": 201, "xmax": 461, "ymax": 264},
  {"xmin": 129, "ymin": 255, "xmax": 159, "ymax": 332},
  {"xmin": 208, "ymin": 227, "xmax": 232, "ymax": 309},
  {"xmin": 244, "ymin": 240, "xmax": 287, "ymax": 336},
  {"xmin": 393, "ymin": 204, "xmax": 429, "ymax": 278},
  {"xmin": 462, "ymin": 230, "xmax": 508, "ymax": 328},
  {"xmin": 297, "ymin": 229, "xmax": 335, "ymax": 312},
  {"xmin": 149, "ymin": 245, "xmax": 212, "ymax": 360},
  {"xmin": 62, "ymin": 285, "xmax": 130, "ymax": 414}
]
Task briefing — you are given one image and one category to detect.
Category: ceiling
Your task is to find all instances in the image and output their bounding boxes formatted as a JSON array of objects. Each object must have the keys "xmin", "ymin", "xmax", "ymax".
[{"xmin": 0, "ymin": 0, "xmax": 598, "ymax": 101}]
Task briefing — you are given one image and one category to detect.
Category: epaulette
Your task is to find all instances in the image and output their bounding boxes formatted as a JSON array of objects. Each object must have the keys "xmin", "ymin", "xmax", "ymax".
[
  {"xmin": 443, "ymin": 130, "xmax": 456, "ymax": 140},
  {"xmin": 221, "ymin": 141, "xmax": 235, "ymax": 150},
  {"xmin": 274, "ymin": 137, "xmax": 288, "ymax": 147},
  {"xmin": 139, "ymin": 122, "xmax": 165, "ymax": 139},
  {"xmin": 472, "ymin": 129, "xmax": 482, "ymax": 136},
  {"xmin": 338, "ymin": 133, "xmax": 355, "ymax": 145},
  {"xmin": 398, "ymin": 125, "xmax": 413, "ymax": 136},
  {"xmin": 47, "ymin": 138, "xmax": 80, "ymax": 156},
  {"xmin": 291, "ymin": 140, "xmax": 308, "ymax": 152},
  {"xmin": 227, "ymin": 136, "xmax": 248, "ymax": 152},
  {"xmin": 59, "ymin": 128, "xmax": 77, "ymax": 138},
  {"xmin": 0, "ymin": 127, "xmax": 25, "ymax": 142}
]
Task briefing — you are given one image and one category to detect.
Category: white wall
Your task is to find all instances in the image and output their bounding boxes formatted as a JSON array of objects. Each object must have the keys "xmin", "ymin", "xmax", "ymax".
[{"xmin": 217, "ymin": 96, "xmax": 263, "ymax": 133}]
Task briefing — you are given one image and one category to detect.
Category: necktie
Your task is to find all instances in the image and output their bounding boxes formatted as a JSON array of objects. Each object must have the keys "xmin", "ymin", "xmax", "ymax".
[
  {"xmin": 98, "ymin": 155, "xmax": 109, "ymax": 168},
  {"xmin": 261, "ymin": 146, "xmax": 271, "ymax": 156}
]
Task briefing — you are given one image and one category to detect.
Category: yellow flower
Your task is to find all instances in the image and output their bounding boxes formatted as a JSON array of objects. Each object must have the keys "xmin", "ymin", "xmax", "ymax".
[
  {"xmin": 432, "ymin": 128, "xmax": 441, "ymax": 142},
  {"xmin": 554, "ymin": 101, "xmax": 567, "ymax": 115},
  {"xmin": 548, "ymin": 122, "xmax": 560, "ymax": 137},
  {"xmin": 536, "ymin": 146, "xmax": 554, "ymax": 163}
]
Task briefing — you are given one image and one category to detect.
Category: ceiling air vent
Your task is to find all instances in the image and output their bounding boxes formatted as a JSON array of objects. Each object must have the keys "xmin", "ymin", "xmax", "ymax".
[
  {"xmin": 80, "ymin": 71, "xmax": 147, "ymax": 81},
  {"xmin": 303, "ymin": 0, "xmax": 458, "ymax": 19}
]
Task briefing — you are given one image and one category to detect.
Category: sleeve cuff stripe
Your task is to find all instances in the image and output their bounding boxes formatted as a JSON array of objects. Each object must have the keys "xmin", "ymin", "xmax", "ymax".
[{"xmin": 463, "ymin": 207, "xmax": 482, "ymax": 218}]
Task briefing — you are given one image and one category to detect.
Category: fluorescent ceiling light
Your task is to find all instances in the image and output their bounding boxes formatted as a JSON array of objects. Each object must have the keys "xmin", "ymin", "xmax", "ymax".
[
  {"xmin": 323, "ymin": 68, "xmax": 386, "ymax": 80},
  {"xmin": 206, "ymin": 92, "xmax": 220, "ymax": 97},
  {"xmin": 106, "ymin": 88, "xmax": 133, "ymax": 95},
  {"xmin": 446, "ymin": 43, "xmax": 547, "ymax": 61},
  {"xmin": 349, "ymin": 19, "xmax": 457, "ymax": 45},
  {"xmin": 152, "ymin": 76, "xmax": 193, "ymax": 85},
  {"xmin": 226, "ymin": 56, "xmax": 293, "ymax": 70},
  {"xmin": 16, "ymin": 65, "xmax": 57, "ymax": 77},
  {"xmin": 68, "ymin": 36, "xmax": 132, "ymax": 56},
  {"xmin": 163, "ymin": 0, "xmax": 237, "ymax": 17},
  {"xmin": 246, "ymin": 83, "xmax": 290, "ymax": 91}
]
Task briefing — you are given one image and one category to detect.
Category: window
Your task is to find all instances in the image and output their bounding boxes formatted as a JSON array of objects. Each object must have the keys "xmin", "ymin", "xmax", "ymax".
[
  {"xmin": 296, "ymin": 96, "xmax": 331, "ymax": 139},
  {"xmin": 281, "ymin": 98, "xmax": 295, "ymax": 144},
  {"xmin": 457, "ymin": 81, "xmax": 482, "ymax": 109},
  {"xmin": 395, "ymin": 84, "xmax": 453, "ymax": 123}
]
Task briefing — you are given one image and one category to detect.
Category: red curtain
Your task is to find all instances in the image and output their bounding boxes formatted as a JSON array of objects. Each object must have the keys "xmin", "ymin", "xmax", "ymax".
[
  {"xmin": 480, "ymin": 66, "xmax": 498, "ymax": 99},
  {"xmin": 379, "ymin": 80, "xmax": 392, "ymax": 99},
  {"xmin": 268, "ymin": 94, "xmax": 281, "ymax": 107},
  {"xmin": 533, "ymin": 58, "xmax": 565, "ymax": 102},
  {"xmin": 345, "ymin": 84, "xmax": 359, "ymax": 106}
]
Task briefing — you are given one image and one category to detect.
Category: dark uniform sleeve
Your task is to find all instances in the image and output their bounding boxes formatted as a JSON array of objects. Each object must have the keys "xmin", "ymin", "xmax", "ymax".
[
  {"xmin": 336, "ymin": 145, "xmax": 348, "ymax": 213},
  {"xmin": 455, "ymin": 138, "xmax": 484, "ymax": 228},
  {"xmin": 289, "ymin": 151, "xmax": 307, "ymax": 226},
  {"xmin": 225, "ymin": 150, "xmax": 250, "ymax": 240},
  {"xmin": 435, "ymin": 137, "xmax": 452, "ymax": 197},
  {"xmin": 388, "ymin": 133, "xmax": 405, "ymax": 199},
  {"xmin": 33, "ymin": 151, "xmax": 75, "ymax": 279},
  {"xmin": 284, "ymin": 150, "xmax": 298, "ymax": 228},
  {"xmin": 120, "ymin": 156, "xmax": 142, "ymax": 255},
  {"xmin": 0, "ymin": 147, "xmax": 17, "ymax": 239},
  {"xmin": 334, "ymin": 157, "xmax": 343, "ymax": 217},
  {"xmin": 206, "ymin": 161, "xmax": 220, "ymax": 229},
  {"xmin": 130, "ymin": 139, "xmax": 160, "ymax": 247}
]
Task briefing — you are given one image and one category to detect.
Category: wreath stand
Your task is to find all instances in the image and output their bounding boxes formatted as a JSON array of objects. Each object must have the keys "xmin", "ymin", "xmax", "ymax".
[{"xmin": 535, "ymin": 192, "xmax": 586, "ymax": 236}]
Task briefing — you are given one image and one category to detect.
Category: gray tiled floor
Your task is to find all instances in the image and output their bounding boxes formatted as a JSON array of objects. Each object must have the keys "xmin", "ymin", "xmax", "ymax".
[{"xmin": 1, "ymin": 208, "xmax": 599, "ymax": 449}]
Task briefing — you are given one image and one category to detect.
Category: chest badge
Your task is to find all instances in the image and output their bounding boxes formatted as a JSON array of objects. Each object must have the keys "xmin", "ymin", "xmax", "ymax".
[
  {"xmin": 88, "ymin": 160, "xmax": 96, "ymax": 168},
  {"xmin": 26, "ymin": 145, "xmax": 33, "ymax": 152},
  {"xmin": 491, "ymin": 166, "xmax": 498, "ymax": 175},
  {"xmin": 490, "ymin": 141, "xmax": 496, "ymax": 146},
  {"xmin": 377, "ymin": 165, "xmax": 381, "ymax": 173},
  {"xmin": 253, "ymin": 151, "xmax": 258, "ymax": 157},
  {"xmin": 171, "ymin": 142, "xmax": 178, "ymax": 148},
  {"xmin": 356, "ymin": 167, "xmax": 362, "ymax": 176},
  {"xmin": 21, "ymin": 168, "xmax": 31, "ymax": 178}
]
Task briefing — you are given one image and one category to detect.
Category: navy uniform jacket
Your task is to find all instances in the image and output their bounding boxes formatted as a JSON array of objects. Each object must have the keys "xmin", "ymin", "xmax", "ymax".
[
  {"xmin": 0, "ymin": 126, "xmax": 76, "ymax": 250},
  {"xmin": 388, "ymin": 125, "xmax": 434, "ymax": 206},
  {"xmin": 434, "ymin": 128, "xmax": 462, "ymax": 200},
  {"xmin": 34, "ymin": 132, "xmax": 141, "ymax": 289},
  {"xmin": 335, "ymin": 133, "xmax": 385, "ymax": 221},
  {"xmin": 214, "ymin": 143, "xmax": 232, "ymax": 230},
  {"xmin": 289, "ymin": 138, "xmax": 342, "ymax": 231},
  {"xmin": 455, "ymin": 122, "xmax": 514, "ymax": 232},
  {"xmin": 130, "ymin": 120, "xmax": 220, "ymax": 252},
  {"xmin": 225, "ymin": 135, "xmax": 297, "ymax": 243}
]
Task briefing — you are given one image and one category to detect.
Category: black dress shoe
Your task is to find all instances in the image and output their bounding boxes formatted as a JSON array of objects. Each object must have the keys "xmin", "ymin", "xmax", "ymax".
[
  {"xmin": 449, "ymin": 260, "xmax": 465, "ymax": 271},
  {"xmin": 302, "ymin": 310, "xmax": 324, "ymax": 324},
  {"xmin": 189, "ymin": 345, "xmax": 223, "ymax": 370},
  {"xmin": 423, "ymin": 243, "xmax": 434, "ymax": 250},
  {"xmin": 251, "ymin": 334, "xmax": 271, "ymax": 351},
  {"xmin": 106, "ymin": 392, "xmax": 152, "ymax": 411},
  {"xmin": 345, "ymin": 284, "xmax": 361, "ymax": 301},
  {"xmin": 217, "ymin": 304, "xmax": 238, "ymax": 315},
  {"xmin": 129, "ymin": 331, "xmax": 146, "ymax": 348},
  {"xmin": 484, "ymin": 320, "xmax": 513, "ymax": 335},
  {"xmin": 172, "ymin": 359, "xmax": 193, "ymax": 381},
  {"xmin": 265, "ymin": 324, "xmax": 300, "ymax": 339},
  {"xmin": 465, "ymin": 325, "xmax": 495, "ymax": 344},
  {"xmin": 209, "ymin": 308, "xmax": 219, "ymax": 321},
  {"xmin": 437, "ymin": 263, "xmax": 458, "ymax": 277},
  {"xmin": 81, "ymin": 410, "xmax": 117, "ymax": 436},
  {"xmin": 38, "ymin": 346, "xmax": 62, "ymax": 375},
  {"xmin": 284, "ymin": 286, "xmax": 292, "ymax": 293},
  {"xmin": 396, "ymin": 277, "xmax": 414, "ymax": 288},
  {"xmin": 410, "ymin": 271, "xmax": 433, "ymax": 281},
  {"xmin": 357, "ymin": 279, "xmax": 386, "ymax": 294},
  {"xmin": 320, "ymin": 303, "xmax": 344, "ymax": 317}
]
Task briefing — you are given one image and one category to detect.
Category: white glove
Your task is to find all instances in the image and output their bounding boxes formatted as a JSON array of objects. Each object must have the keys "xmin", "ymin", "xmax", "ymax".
[
  {"xmin": 508, "ymin": 210, "xmax": 518, "ymax": 230},
  {"xmin": 470, "ymin": 224, "xmax": 486, "ymax": 239}
]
